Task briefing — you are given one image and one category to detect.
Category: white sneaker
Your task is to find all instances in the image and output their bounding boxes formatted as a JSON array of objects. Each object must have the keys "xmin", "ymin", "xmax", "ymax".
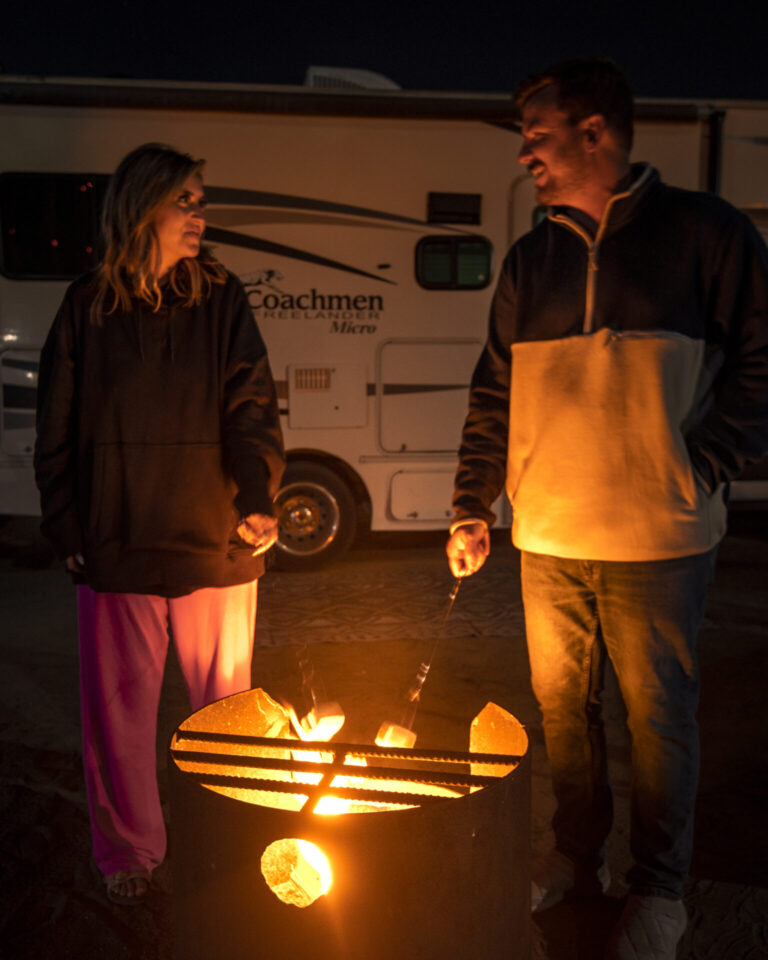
[
  {"xmin": 531, "ymin": 849, "xmax": 611, "ymax": 913},
  {"xmin": 605, "ymin": 895, "xmax": 687, "ymax": 959}
]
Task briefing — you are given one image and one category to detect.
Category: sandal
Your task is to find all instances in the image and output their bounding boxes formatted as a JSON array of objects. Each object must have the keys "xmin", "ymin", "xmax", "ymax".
[{"xmin": 104, "ymin": 869, "xmax": 152, "ymax": 905}]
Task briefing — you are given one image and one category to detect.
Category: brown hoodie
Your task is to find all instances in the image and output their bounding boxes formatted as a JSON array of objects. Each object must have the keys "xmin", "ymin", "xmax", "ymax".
[{"xmin": 35, "ymin": 269, "xmax": 285, "ymax": 595}]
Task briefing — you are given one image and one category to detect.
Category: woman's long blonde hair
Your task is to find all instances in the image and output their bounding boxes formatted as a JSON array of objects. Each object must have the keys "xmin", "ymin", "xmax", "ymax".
[{"xmin": 91, "ymin": 143, "xmax": 226, "ymax": 321}]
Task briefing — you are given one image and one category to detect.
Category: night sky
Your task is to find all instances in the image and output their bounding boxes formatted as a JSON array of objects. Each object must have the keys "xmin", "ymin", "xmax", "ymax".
[{"xmin": 2, "ymin": 0, "xmax": 767, "ymax": 101}]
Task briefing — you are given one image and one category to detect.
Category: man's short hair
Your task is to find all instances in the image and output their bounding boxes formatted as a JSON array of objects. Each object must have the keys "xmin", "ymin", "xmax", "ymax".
[{"xmin": 514, "ymin": 58, "xmax": 634, "ymax": 152}]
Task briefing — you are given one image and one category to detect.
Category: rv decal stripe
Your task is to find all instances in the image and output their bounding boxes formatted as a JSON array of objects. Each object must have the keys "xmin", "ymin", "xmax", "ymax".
[
  {"xmin": 205, "ymin": 186, "xmax": 455, "ymax": 232},
  {"xmin": 204, "ymin": 227, "xmax": 395, "ymax": 285},
  {"xmin": 382, "ymin": 383, "xmax": 468, "ymax": 395}
]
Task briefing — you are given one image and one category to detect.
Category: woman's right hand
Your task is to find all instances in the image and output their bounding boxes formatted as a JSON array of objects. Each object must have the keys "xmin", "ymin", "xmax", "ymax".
[
  {"xmin": 65, "ymin": 553, "xmax": 85, "ymax": 573},
  {"xmin": 237, "ymin": 514, "xmax": 279, "ymax": 557}
]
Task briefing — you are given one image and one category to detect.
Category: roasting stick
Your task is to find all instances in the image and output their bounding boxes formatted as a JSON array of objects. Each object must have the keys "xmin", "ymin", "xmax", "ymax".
[{"xmin": 376, "ymin": 577, "xmax": 462, "ymax": 749}]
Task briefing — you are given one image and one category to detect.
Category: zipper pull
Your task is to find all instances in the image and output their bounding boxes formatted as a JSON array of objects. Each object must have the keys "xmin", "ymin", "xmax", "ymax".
[{"xmin": 588, "ymin": 247, "xmax": 599, "ymax": 271}]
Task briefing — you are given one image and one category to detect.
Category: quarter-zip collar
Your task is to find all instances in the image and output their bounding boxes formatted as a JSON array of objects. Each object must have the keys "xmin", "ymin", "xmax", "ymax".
[
  {"xmin": 547, "ymin": 163, "xmax": 659, "ymax": 332},
  {"xmin": 548, "ymin": 163, "xmax": 658, "ymax": 243}
]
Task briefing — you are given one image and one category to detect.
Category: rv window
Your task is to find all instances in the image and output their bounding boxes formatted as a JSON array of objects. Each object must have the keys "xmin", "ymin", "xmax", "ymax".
[
  {"xmin": 415, "ymin": 236, "xmax": 491, "ymax": 290},
  {"xmin": 420, "ymin": 239, "xmax": 453, "ymax": 285},
  {"xmin": 0, "ymin": 173, "xmax": 109, "ymax": 280}
]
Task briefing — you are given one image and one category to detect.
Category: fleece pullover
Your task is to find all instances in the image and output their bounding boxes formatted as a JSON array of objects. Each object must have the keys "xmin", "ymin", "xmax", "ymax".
[
  {"xmin": 453, "ymin": 164, "xmax": 768, "ymax": 561},
  {"xmin": 35, "ymin": 270, "xmax": 285, "ymax": 595}
]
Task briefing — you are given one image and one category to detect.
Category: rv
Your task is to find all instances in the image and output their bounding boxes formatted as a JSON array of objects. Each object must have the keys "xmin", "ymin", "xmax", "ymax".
[{"xmin": 1, "ymin": 75, "xmax": 767, "ymax": 568}]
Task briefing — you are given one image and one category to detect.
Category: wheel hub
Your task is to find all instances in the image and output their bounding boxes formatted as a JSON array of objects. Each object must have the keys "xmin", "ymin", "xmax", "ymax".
[{"xmin": 282, "ymin": 496, "xmax": 322, "ymax": 537}]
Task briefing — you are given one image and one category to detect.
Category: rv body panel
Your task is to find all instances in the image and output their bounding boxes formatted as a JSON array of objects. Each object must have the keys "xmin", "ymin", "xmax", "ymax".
[{"xmin": 2, "ymin": 81, "xmax": 767, "ymax": 565}]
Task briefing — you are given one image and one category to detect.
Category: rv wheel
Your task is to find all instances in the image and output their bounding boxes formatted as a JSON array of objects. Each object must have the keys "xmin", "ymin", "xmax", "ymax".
[{"xmin": 273, "ymin": 461, "xmax": 357, "ymax": 571}]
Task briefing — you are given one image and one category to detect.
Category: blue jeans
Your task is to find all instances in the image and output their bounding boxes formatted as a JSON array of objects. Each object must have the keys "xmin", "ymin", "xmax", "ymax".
[{"xmin": 520, "ymin": 547, "xmax": 718, "ymax": 900}]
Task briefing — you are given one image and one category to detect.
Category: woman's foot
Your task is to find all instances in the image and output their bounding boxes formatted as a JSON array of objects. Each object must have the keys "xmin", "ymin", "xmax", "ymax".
[{"xmin": 104, "ymin": 869, "xmax": 152, "ymax": 905}]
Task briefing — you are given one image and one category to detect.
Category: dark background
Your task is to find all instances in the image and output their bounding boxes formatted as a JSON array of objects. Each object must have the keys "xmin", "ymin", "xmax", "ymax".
[{"xmin": 2, "ymin": 0, "xmax": 766, "ymax": 100}]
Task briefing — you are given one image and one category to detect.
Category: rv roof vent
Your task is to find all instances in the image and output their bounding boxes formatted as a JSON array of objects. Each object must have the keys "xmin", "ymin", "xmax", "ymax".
[
  {"xmin": 303, "ymin": 67, "xmax": 401, "ymax": 90},
  {"xmin": 428, "ymin": 193, "xmax": 482, "ymax": 226}
]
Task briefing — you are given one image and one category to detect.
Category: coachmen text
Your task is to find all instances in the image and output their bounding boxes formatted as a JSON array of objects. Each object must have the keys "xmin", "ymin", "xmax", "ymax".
[{"xmin": 247, "ymin": 288, "xmax": 382, "ymax": 334}]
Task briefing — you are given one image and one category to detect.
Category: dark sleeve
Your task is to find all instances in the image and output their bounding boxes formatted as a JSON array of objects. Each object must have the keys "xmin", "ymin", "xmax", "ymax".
[
  {"xmin": 451, "ymin": 256, "xmax": 515, "ymax": 526},
  {"xmin": 34, "ymin": 291, "xmax": 83, "ymax": 560},
  {"xmin": 221, "ymin": 278, "xmax": 286, "ymax": 517},
  {"xmin": 687, "ymin": 211, "xmax": 768, "ymax": 491}
]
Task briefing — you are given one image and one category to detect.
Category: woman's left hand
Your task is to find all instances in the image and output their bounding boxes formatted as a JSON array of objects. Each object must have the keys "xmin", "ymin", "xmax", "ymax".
[{"xmin": 237, "ymin": 514, "xmax": 280, "ymax": 556}]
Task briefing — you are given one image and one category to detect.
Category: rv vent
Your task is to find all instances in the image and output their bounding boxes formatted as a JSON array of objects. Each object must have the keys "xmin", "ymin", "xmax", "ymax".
[
  {"xmin": 294, "ymin": 367, "xmax": 332, "ymax": 391},
  {"xmin": 427, "ymin": 193, "xmax": 482, "ymax": 225}
]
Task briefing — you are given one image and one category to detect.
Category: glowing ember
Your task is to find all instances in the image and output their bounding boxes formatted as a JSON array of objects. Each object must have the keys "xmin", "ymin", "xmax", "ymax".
[{"xmin": 261, "ymin": 838, "xmax": 332, "ymax": 907}]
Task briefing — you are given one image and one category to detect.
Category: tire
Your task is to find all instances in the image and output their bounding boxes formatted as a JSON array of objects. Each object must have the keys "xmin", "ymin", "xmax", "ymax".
[{"xmin": 273, "ymin": 460, "xmax": 357, "ymax": 571}]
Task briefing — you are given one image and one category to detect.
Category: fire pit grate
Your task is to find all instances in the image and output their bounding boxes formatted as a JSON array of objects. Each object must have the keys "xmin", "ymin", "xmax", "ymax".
[{"xmin": 171, "ymin": 730, "xmax": 523, "ymax": 809}]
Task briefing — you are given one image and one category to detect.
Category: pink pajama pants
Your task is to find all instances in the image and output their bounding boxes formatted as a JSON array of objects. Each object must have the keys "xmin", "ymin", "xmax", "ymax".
[{"xmin": 77, "ymin": 580, "xmax": 258, "ymax": 877}]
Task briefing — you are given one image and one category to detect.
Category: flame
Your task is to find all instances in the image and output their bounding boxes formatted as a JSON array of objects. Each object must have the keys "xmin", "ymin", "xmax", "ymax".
[
  {"xmin": 313, "ymin": 755, "xmax": 368, "ymax": 815},
  {"xmin": 284, "ymin": 700, "xmax": 372, "ymax": 814},
  {"xmin": 287, "ymin": 702, "xmax": 345, "ymax": 743},
  {"xmin": 285, "ymin": 702, "xmax": 453, "ymax": 815},
  {"xmin": 296, "ymin": 839, "xmax": 332, "ymax": 894}
]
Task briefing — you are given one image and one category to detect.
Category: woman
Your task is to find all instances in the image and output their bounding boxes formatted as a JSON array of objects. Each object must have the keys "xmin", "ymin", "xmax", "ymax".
[{"xmin": 34, "ymin": 143, "xmax": 285, "ymax": 904}]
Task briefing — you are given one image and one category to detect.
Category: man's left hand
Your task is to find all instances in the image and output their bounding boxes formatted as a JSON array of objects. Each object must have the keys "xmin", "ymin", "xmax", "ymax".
[{"xmin": 237, "ymin": 514, "xmax": 280, "ymax": 556}]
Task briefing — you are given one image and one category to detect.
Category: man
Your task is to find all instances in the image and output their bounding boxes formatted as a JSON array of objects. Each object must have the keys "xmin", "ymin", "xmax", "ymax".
[{"xmin": 446, "ymin": 59, "xmax": 768, "ymax": 959}]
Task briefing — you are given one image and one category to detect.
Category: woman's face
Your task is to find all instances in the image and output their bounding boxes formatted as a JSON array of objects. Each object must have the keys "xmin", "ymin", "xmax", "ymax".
[{"xmin": 153, "ymin": 172, "xmax": 207, "ymax": 276}]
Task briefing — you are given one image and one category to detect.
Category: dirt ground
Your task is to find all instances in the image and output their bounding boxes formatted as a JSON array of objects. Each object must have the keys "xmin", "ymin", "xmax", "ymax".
[{"xmin": 1, "ymin": 514, "xmax": 767, "ymax": 959}]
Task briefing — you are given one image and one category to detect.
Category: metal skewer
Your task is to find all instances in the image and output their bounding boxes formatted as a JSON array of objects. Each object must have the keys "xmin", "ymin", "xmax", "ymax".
[{"xmin": 376, "ymin": 577, "xmax": 462, "ymax": 748}]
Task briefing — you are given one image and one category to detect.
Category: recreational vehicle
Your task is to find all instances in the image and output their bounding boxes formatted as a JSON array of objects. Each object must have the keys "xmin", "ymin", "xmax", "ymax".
[{"xmin": 1, "ymin": 75, "xmax": 767, "ymax": 568}]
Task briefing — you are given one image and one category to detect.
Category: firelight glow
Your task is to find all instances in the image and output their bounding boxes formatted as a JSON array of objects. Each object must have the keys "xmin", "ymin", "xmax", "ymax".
[
  {"xmin": 297, "ymin": 839, "xmax": 332, "ymax": 894},
  {"xmin": 313, "ymin": 755, "xmax": 368, "ymax": 815},
  {"xmin": 287, "ymin": 702, "xmax": 346, "ymax": 742},
  {"xmin": 260, "ymin": 837, "xmax": 332, "ymax": 908},
  {"xmin": 375, "ymin": 721, "xmax": 417, "ymax": 749}
]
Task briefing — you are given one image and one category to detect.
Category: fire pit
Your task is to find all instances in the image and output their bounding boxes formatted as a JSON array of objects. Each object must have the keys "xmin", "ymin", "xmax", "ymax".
[{"xmin": 169, "ymin": 688, "xmax": 531, "ymax": 960}]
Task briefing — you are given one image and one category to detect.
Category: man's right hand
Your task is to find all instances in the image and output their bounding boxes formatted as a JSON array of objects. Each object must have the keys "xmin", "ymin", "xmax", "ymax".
[{"xmin": 446, "ymin": 522, "xmax": 490, "ymax": 578}]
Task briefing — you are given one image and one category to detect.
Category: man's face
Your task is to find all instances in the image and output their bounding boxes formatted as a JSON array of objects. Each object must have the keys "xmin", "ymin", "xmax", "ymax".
[{"xmin": 518, "ymin": 87, "xmax": 592, "ymax": 207}]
